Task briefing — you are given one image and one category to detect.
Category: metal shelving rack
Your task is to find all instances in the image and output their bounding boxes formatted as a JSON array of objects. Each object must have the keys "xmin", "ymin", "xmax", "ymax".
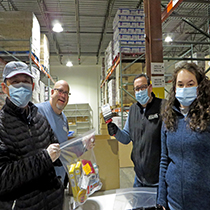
[
  {"xmin": 100, "ymin": 42, "xmax": 145, "ymax": 128},
  {"xmin": 0, "ymin": 38, "xmax": 55, "ymax": 102},
  {"xmin": 0, "ymin": 39, "xmax": 55, "ymax": 82},
  {"xmin": 63, "ymin": 103, "xmax": 93, "ymax": 136}
]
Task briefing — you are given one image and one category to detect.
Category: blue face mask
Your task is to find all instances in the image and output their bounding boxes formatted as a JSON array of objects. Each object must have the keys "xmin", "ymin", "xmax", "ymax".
[
  {"xmin": 8, "ymin": 82, "xmax": 33, "ymax": 108},
  {"xmin": 135, "ymin": 88, "xmax": 150, "ymax": 105},
  {"xmin": 175, "ymin": 86, "xmax": 197, "ymax": 107}
]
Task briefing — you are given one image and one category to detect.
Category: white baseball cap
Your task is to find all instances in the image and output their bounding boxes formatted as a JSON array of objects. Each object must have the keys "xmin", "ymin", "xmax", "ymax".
[{"xmin": 3, "ymin": 61, "xmax": 34, "ymax": 81}]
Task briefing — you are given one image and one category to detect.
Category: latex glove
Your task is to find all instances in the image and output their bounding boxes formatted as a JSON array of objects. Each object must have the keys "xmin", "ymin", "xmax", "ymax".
[
  {"xmin": 107, "ymin": 122, "xmax": 118, "ymax": 136},
  {"xmin": 156, "ymin": 205, "xmax": 166, "ymax": 210},
  {"xmin": 83, "ymin": 135, "xmax": 95, "ymax": 150},
  {"xmin": 47, "ymin": 143, "xmax": 61, "ymax": 162}
]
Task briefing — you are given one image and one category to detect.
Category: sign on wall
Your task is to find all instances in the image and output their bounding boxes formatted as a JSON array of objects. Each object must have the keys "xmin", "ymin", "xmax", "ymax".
[
  {"xmin": 151, "ymin": 76, "xmax": 165, "ymax": 87},
  {"xmin": 151, "ymin": 62, "xmax": 164, "ymax": 74}
]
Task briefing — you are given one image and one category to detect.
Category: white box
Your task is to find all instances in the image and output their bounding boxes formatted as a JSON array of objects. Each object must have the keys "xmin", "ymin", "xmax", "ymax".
[
  {"xmin": 39, "ymin": 81, "xmax": 45, "ymax": 103},
  {"xmin": 31, "ymin": 14, "xmax": 40, "ymax": 60},
  {"xmin": 40, "ymin": 34, "xmax": 50, "ymax": 69},
  {"xmin": 116, "ymin": 8, "xmax": 130, "ymax": 15},
  {"xmin": 135, "ymin": 16, "xmax": 145, "ymax": 22},
  {"xmin": 136, "ymin": 9, "xmax": 144, "ymax": 15},
  {"xmin": 137, "ymin": 34, "xmax": 145, "ymax": 40},
  {"xmin": 129, "ymin": 22, "xmax": 137, "ymax": 28}
]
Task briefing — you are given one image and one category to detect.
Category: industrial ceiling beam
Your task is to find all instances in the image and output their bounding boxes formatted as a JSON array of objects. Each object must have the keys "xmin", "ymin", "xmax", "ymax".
[
  {"xmin": 169, "ymin": 14, "xmax": 210, "ymax": 19},
  {"xmin": 75, "ymin": 0, "xmax": 81, "ymax": 65},
  {"xmin": 50, "ymin": 51, "xmax": 99, "ymax": 56},
  {"xmin": 7, "ymin": 0, "xmax": 18, "ymax": 10},
  {"xmin": 136, "ymin": 0, "xmax": 143, "ymax": 9},
  {"xmin": 96, "ymin": 0, "xmax": 115, "ymax": 65},
  {"xmin": 0, "ymin": 0, "xmax": 17, "ymax": 11},
  {"xmin": 36, "ymin": 0, "xmax": 62, "ymax": 64},
  {"xmin": 161, "ymin": 0, "xmax": 184, "ymax": 23},
  {"xmin": 163, "ymin": 57, "xmax": 210, "ymax": 61},
  {"xmin": 182, "ymin": 18, "xmax": 210, "ymax": 39},
  {"xmin": 0, "ymin": 2, "xmax": 7, "ymax": 11},
  {"xmin": 184, "ymin": 0, "xmax": 210, "ymax": 3},
  {"xmin": 171, "ymin": 41, "xmax": 210, "ymax": 45}
]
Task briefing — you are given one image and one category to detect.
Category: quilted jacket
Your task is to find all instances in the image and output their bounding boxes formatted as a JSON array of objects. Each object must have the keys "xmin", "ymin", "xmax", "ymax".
[{"xmin": 0, "ymin": 98, "xmax": 64, "ymax": 210}]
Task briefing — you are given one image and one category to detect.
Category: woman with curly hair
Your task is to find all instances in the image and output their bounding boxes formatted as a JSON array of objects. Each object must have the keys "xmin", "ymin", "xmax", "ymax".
[{"xmin": 157, "ymin": 62, "xmax": 210, "ymax": 210}]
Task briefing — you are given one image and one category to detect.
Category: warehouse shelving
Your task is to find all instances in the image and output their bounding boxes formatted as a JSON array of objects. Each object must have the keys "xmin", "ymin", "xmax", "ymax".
[
  {"xmin": 0, "ymin": 39, "xmax": 55, "ymax": 82},
  {"xmin": 63, "ymin": 103, "xmax": 92, "ymax": 136},
  {"xmin": 0, "ymin": 38, "xmax": 55, "ymax": 84},
  {"xmin": 101, "ymin": 42, "xmax": 145, "ymax": 128},
  {"xmin": 0, "ymin": 38, "xmax": 55, "ymax": 104}
]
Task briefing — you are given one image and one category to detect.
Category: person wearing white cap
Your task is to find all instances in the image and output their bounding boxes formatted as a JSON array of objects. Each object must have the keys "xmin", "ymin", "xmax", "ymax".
[{"xmin": 0, "ymin": 61, "xmax": 64, "ymax": 209}]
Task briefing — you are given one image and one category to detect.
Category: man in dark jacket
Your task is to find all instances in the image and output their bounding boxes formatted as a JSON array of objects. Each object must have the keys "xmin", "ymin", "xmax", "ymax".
[
  {"xmin": 0, "ymin": 61, "xmax": 64, "ymax": 210},
  {"xmin": 107, "ymin": 74, "xmax": 163, "ymax": 187}
]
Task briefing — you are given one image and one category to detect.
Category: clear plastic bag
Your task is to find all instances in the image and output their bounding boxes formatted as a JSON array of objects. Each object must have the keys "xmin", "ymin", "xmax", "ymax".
[
  {"xmin": 60, "ymin": 129, "xmax": 102, "ymax": 209},
  {"xmin": 113, "ymin": 187, "xmax": 157, "ymax": 210}
]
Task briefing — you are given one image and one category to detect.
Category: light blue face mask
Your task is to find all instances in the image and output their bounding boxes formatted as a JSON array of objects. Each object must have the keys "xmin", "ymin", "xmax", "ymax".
[
  {"xmin": 175, "ymin": 86, "xmax": 197, "ymax": 107},
  {"xmin": 135, "ymin": 88, "xmax": 150, "ymax": 105},
  {"xmin": 8, "ymin": 82, "xmax": 33, "ymax": 108}
]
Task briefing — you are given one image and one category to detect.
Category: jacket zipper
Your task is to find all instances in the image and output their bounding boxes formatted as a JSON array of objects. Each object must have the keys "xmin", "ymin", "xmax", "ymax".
[{"xmin": 12, "ymin": 200, "xmax": 16, "ymax": 210}]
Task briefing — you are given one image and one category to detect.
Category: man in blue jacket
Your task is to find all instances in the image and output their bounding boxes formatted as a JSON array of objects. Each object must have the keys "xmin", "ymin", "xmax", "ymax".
[{"xmin": 107, "ymin": 74, "xmax": 163, "ymax": 187}]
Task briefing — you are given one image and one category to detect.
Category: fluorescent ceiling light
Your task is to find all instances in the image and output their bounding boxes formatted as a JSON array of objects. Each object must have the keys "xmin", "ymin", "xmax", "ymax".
[
  {"xmin": 52, "ymin": 23, "xmax": 63, "ymax": 33},
  {"xmin": 66, "ymin": 61, "xmax": 73, "ymax": 67},
  {"xmin": 165, "ymin": 36, "xmax": 173, "ymax": 42}
]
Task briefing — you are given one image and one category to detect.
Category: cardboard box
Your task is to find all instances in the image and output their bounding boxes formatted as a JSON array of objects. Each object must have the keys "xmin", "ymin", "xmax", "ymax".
[
  {"xmin": 118, "ymin": 141, "xmax": 134, "ymax": 167},
  {"xmin": 100, "ymin": 128, "xmax": 109, "ymax": 135},
  {"xmin": 94, "ymin": 135, "xmax": 120, "ymax": 191},
  {"xmin": 40, "ymin": 33, "xmax": 50, "ymax": 69},
  {"xmin": 0, "ymin": 11, "xmax": 40, "ymax": 59}
]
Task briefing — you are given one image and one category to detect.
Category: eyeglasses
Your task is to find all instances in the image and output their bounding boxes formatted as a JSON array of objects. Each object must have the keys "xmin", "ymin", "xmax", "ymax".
[
  {"xmin": 54, "ymin": 88, "xmax": 71, "ymax": 96},
  {"xmin": 133, "ymin": 84, "xmax": 148, "ymax": 92}
]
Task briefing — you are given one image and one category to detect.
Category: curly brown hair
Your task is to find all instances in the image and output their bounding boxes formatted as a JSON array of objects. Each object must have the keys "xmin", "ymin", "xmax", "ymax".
[{"xmin": 161, "ymin": 62, "xmax": 210, "ymax": 132}]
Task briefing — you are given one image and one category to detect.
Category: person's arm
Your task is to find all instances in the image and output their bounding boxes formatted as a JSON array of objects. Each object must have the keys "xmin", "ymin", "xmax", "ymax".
[
  {"xmin": 108, "ymin": 114, "xmax": 131, "ymax": 144},
  {"xmin": 157, "ymin": 123, "xmax": 170, "ymax": 209},
  {"xmin": 0, "ymin": 139, "xmax": 55, "ymax": 197}
]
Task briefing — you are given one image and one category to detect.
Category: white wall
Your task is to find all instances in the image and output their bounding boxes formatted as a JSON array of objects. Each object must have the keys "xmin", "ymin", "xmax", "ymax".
[{"xmin": 50, "ymin": 64, "xmax": 101, "ymax": 134}]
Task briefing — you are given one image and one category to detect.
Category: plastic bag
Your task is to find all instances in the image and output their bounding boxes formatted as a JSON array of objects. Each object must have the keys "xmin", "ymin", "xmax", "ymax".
[
  {"xmin": 60, "ymin": 129, "xmax": 102, "ymax": 209},
  {"xmin": 113, "ymin": 187, "xmax": 157, "ymax": 210}
]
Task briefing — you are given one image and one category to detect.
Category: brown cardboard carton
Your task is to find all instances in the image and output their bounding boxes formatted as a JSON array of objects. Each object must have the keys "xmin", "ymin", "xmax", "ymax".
[
  {"xmin": 94, "ymin": 135, "xmax": 120, "ymax": 191},
  {"xmin": 0, "ymin": 11, "xmax": 40, "ymax": 58},
  {"xmin": 118, "ymin": 142, "xmax": 134, "ymax": 167},
  {"xmin": 100, "ymin": 128, "xmax": 109, "ymax": 135}
]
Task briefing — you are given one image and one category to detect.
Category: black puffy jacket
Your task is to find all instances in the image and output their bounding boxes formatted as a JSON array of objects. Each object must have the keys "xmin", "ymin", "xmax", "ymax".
[{"xmin": 0, "ymin": 98, "xmax": 64, "ymax": 210}]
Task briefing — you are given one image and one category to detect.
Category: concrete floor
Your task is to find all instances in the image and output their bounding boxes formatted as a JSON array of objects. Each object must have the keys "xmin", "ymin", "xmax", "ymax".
[{"xmin": 63, "ymin": 167, "xmax": 135, "ymax": 210}]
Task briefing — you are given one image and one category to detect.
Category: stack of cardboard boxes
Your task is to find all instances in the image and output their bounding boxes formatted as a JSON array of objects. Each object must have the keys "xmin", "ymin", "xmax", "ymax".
[
  {"xmin": 112, "ymin": 8, "xmax": 145, "ymax": 59},
  {"xmin": 0, "ymin": 11, "xmax": 40, "ymax": 59},
  {"xmin": 0, "ymin": 11, "xmax": 51, "ymax": 104},
  {"xmin": 115, "ymin": 62, "xmax": 145, "ymax": 105},
  {"xmin": 0, "ymin": 62, "xmax": 6, "ymax": 109}
]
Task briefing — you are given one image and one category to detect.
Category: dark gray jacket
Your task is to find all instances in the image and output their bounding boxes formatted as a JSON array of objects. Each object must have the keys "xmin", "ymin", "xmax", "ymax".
[
  {"xmin": 0, "ymin": 98, "xmax": 64, "ymax": 210},
  {"xmin": 129, "ymin": 94, "xmax": 162, "ymax": 184},
  {"xmin": 115, "ymin": 93, "xmax": 163, "ymax": 185}
]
